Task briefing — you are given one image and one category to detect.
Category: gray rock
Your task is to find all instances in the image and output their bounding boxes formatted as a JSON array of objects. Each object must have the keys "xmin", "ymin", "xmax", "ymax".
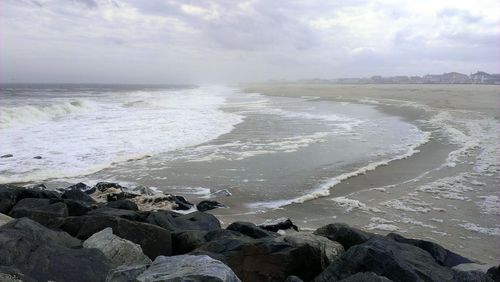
[
  {"xmin": 8, "ymin": 198, "xmax": 68, "ymax": 226},
  {"xmin": 0, "ymin": 213, "xmax": 13, "ymax": 226},
  {"xmin": 0, "ymin": 154, "xmax": 13, "ymax": 158},
  {"xmin": 62, "ymin": 187, "xmax": 96, "ymax": 203},
  {"xmin": 33, "ymin": 155, "xmax": 42, "ymax": 159},
  {"xmin": 453, "ymin": 263, "xmax": 493, "ymax": 273},
  {"xmin": 259, "ymin": 217, "xmax": 299, "ymax": 232},
  {"xmin": 285, "ymin": 276, "xmax": 304, "ymax": 282},
  {"xmin": 227, "ymin": 221, "xmax": 278, "ymax": 239},
  {"xmin": 106, "ymin": 264, "xmax": 148, "ymax": 282},
  {"xmin": 197, "ymin": 200, "xmax": 225, "ymax": 212},
  {"xmin": 84, "ymin": 227, "xmax": 152, "ymax": 268},
  {"xmin": 314, "ymin": 223, "xmax": 374, "ymax": 250},
  {"xmin": 278, "ymin": 233, "xmax": 344, "ymax": 269},
  {"xmin": 338, "ymin": 272, "xmax": 393, "ymax": 282},
  {"xmin": 146, "ymin": 210, "xmax": 221, "ymax": 231},
  {"xmin": 314, "ymin": 237, "xmax": 457, "ymax": 282},
  {"xmin": 107, "ymin": 199, "xmax": 139, "ymax": 211},
  {"xmin": 136, "ymin": 255, "xmax": 241, "ymax": 282}
]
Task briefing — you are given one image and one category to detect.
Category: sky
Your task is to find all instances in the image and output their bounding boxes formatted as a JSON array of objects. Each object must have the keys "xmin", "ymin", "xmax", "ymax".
[{"xmin": 1, "ymin": 0, "xmax": 499, "ymax": 84}]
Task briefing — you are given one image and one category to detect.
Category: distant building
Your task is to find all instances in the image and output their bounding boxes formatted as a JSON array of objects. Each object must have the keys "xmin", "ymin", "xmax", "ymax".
[
  {"xmin": 470, "ymin": 71, "xmax": 495, "ymax": 84},
  {"xmin": 423, "ymin": 74, "xmax": 442, "ymax": 84},
  {"xmin": 441, "ymin": 72, "xmax": 470, "ymax": 84}
]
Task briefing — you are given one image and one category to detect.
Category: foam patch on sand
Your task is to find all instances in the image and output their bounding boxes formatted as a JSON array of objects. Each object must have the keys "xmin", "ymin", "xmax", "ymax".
[
  {"xmin": 330, "ymin": 197, "xmax": 383, "ymax": 213},
  {"xmin": 381, "ymin": 197, "xmax": 432, "ymax": 213},
  {"xmin": 365, "ymin": 217, "xmax": 401, "ymax": 232},
  {"xmin": 417, "ymin": 173, "xmax": 473, "ymax": 201},
  {"xmin": 458, "ymin": 222, "xmax": 500, "ymax": 236},
  {"xmin": 476, "ymin": 195, "xmax": 500, "ymax": 215}
]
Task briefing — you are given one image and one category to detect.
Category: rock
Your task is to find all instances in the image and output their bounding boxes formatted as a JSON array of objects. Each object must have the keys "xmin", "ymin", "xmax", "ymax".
[
  {"xmin": 0, "ymin": 218, "xmax": 110, "ymax": 282},
  {"xmin": 172, "ymin": 229, "xmax": 247, "ymax": 255},
  {"xmin": 227, "ymin": 221, "xmax": 278, "ymax": 239},
  {"xmin": 83, "ymin": 227, "xmax": 152, "ymax": 268},
  {"xmin": 107, "ymin": 199, "xmax": 139, "ymax": 211},
  {"xmin": 107, "ymin": 191, "xmax": 139, "ymax": 202},
  {"xmin": 259, "ymin": 217, "xmax": 299, "ymax": 232},
  {"xmin": 338, "ymin": 272, "xmax": 393, "ymax": 282},
  {"xmin": 285, "ymin": 276, "xmax": 305, "ymax": 282},
  {"xmin": 95, "ymin": 182, "xmax": 127, "ymax": 192},
  {"xmin": 0, "ymin": 266, "xmax": 36, "ymax": 282},
  {"xmin": 146, "ymin": 210, "xmax": 221, "ymax": 231},
  {"xmin": 65, "ymin": 182, "xmax": 95, "ymax": 194},
  {"xmin": 33, "ymin": 156, "xmax": 42, "ymax": 159},
  {"xmin": 387, "ymin": 232, "xmax": 474, "ymax": 267},
  {"xmin": 0, "ymin": 185, "xmax": 60, "ymax": 214},
  {"xmin": 88, "ymin": 207, "xmax": 147, "ymax": 222},
  {"xmin": 57, "ymin": 215, "xmax": 172, "ymax": 259},
  {"xmin": 62, "ymin": 187, "xmax": 96, "ymax": 203},
  {"xmin": 63, "ymin": 199, "xmax": 95, "ymax": 216},
  {"xmin": 106, "ymin": 264, "xmax": 148, "ymax": 282},
  {"xmin": 487, "ymin": 265, "xmax": 499, "ymax": 282},
  {"xmin": 453, "ymin": 263, "xmax": 493, "ymax": 273},
  {"xmin": 136, "ymin": 255, "xmax": 241, "ymax": 282},
  {"xmin": 197, "ymin": 200, "xmax": 225, "ymax": 212},
  {"xmin": 314, "ymin": 237, "xmax": 457, "ymax": 282},
  {"xmin": 1, "ymin": 154, "xmax": 13, "ymax": 158},
  {"xmin": 278, "ymin": 233, "xmax": 344, "ymax": 270},
  {"xmin": 8, "ymin": 198, "xmax": 68, "ymax": 226},
  {"xmin": 132, "ymin": 194, "xmax": 176, "ymax": 211},
  {"xmin": 172, "ymin": 195, "xmax": 194, "ymax": 210},
  {"xmin": 131, "ymin": 185, "xmax": 158, "ymax": 196},
  {"xmin": 0, "ymin": 213, "xmax": 13, "ymax": 226},
  {"xmin": 452, "ymin": 270, "xmax": 494, "ymax": 282},
  {"xmin": 314, "ymin": 223, "xmax": 374, "ymax": 250},
  {"xmin": 192, "ymin": 236, "xmax": 327, "ymax": 281}
]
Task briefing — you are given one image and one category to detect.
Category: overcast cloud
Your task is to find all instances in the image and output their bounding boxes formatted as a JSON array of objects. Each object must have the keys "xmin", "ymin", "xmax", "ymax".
[{"xmin": 1, "ymin": 0, "xmax": 499, "ymax": 83}]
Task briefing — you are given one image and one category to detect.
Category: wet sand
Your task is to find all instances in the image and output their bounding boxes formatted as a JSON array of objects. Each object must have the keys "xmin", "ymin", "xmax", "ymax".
[{"xmin": 211, "ymin": 83, "xmax": 500, "ymax": 264}]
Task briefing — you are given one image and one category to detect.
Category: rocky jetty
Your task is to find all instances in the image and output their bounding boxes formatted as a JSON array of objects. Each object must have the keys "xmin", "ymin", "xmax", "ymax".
[{"xmin": 0, "ymin": 183, "xmax": 497, "ymax": 282}]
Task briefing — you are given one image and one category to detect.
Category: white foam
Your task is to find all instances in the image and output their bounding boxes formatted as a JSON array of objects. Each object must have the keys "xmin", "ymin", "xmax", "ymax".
[
  {"xmin": 330, "ymin": 196, "xmax": 383, "ymax": 213},
  {"xmin": 417, "ymin": 173, "xmax": 473, "ymax": 201},
  {"xmin": 365, "ymin": 218, "xmax": 401, "ymax": 232},
  {"xmin": 458, "ymin": 223, "xmax": 500, "ymax": 236},
  {"xmin": 0, "ymin": 86, "xmax": 244, "ymax": 183},
  {"xmin": 476, "ymin": 195, "xmax": 500, "ymax": 215}
]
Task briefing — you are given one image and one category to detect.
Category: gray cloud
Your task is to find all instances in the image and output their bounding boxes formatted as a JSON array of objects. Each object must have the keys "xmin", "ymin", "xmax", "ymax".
[{"xmin": 1, "ymin": 0, "xmax": 499, "ymax": 83}]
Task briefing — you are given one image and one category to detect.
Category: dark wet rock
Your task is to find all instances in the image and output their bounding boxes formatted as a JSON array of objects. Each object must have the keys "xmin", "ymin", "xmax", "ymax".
[
  {"xmin": 192, "ymin": 236, "xmax": 327, "ymax": 281},
  {"xmin": 95, "ymin": 182, "xmax": 127, "ymax": 192},
  {"xmin": 259, "ymin": 218, "xmax": 299, "ymax": 232},
  {"xmin": 285, "ymin": 275, "xmax": 305, "ymax": 282},
  {"xmin": 314, "ymin": 237, "xmax": 457, "ymax": 282},
  {"xmin": 56, "ymin": 215, "xmax": 172, "ymax": 259},
  {"xmin": 172, "ymin": 195, "xmax": 194, "ymax": 210},
  {"xmin": 136, "ymin": 255, "xmax": 241, "ymax": 282},
  {"xmin": 63, "ymin": 199, "xmax": 95, "ymax": 216},
  {"xmin": 0, "ymin": 213, "xmax": 13, "ymax": 226},
  {"xmin": 337, "ymin": 272, "xmax": 393, "ymax": 282},
  {"xmin": 146, "ymin": 210, "xmax": 221, "ymax": 231},
  {"xmin": 107, "ymin": 191, "xmax": 139, "ymax": 202},
  {"xmin": 0, "ymin": 185, "xmax": 19, "ymax": 214},
  {"xmin": 64, "ymin": 182, "xmax": 95, "ymax": 194},
  {"xmin": 277, "ymin": 233, "xmax": 344, "ymax": 270},
  {"xmin": 0, "ymin": 154, "xmax": 13, "ymax": 158},
  {"xmin": 197, "ymin": 200, "xmax": 225, "ymax": 212},
  {"xmin": 8, "ymin": 198, "xmax": 68, "ymax": 226},
  {"xmin": 0, "ymin": 218, "xmax": 110, "ymax": 282},
  {"xmin": 62, "ymin": 187, "xmax": 96, "ymax": 203},
  {"xmin": 106, "ymin": 199, "xmax": 139, "ymax": 211},
  {"xmin": 387, "ymin": 232, "xmax": 474, "ymax": 267},
  {"xmin": 88, "ymin": 207, "xmax": 148, "ymax": 222},
  {"xmin": 0, "ymin": 266, "xmax": 36, "ymax": 282},
  {"xmin": 172, "ymin": 229, "xmax": 247, "ymax": 255},
  {"xmin": 83, "ymin": 227, "xmax": 152, "ymax": 268},
  {"xmin": 33, "ymin": 156, "xmax": 42, "ymax": 159},
  {"xmin": 452, "ymin": 270, "xmax": 494, "ymax": 282},
  {"xmin": 487, "ymin": 265, "xmax": 500, "ymax": 282},
  {"xmin": 314, "ymin": 222, "xmax": 374, "ymax": 250},
  {"xmin": 106, "ymin": 264, "xmax": 148, "ymax": 282},
  {"xmin": 227, "ymin": 221, "xmax": 278, "ymax": 239}
]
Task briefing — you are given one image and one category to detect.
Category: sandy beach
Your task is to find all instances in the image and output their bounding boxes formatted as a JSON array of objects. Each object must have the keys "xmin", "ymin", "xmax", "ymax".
[{"xmin": 205, "ymin": 83, "xmax": 500, "ymax": 264}]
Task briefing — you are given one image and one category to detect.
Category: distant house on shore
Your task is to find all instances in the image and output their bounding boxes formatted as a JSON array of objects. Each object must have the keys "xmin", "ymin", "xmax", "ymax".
[{"xmin": 470, "ymin": 71, "xmax": 499, "ymax": 84}]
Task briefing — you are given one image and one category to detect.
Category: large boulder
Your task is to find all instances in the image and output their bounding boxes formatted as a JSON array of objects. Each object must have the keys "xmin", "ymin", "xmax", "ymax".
[
  {"xmin": 259, "ymin": 218, "xmax": 299, "ymax": 232},
  {"xmin": 172, "ymin": 195, "xmax": 194, "ymax": 210},
  {"xmin": 56, "ymin": 215, "xmax": 172, "ymax": 259},
  {"xmin": 314, "ymin": 223, "xmax": 374, "ymax": 250},
  {"xmin": 227, "ymin": 222, "xmax": 278, "ymax": 239},
  {"xmin": 197, "ymin": 200, "xmax": 225, "ymax": 212},
  {"xmin": 63, "ymin": 199, "xmax": 95, "ymax": 216},
  {"xmin": 83, "ymin": 227, "xmax": 152, "ymax": 268},
  {"xmin": 0, "ymin": 218, "xmax": 110, "ymax": 282},
  {"xmin": 314, "ymin": 237, "xmax": 459, "ymax": 282},
  {"xmin": 106, "ymin": 264, "xmax": 148, "ymax": 282},
  {"xmin": 106, "ymin": 199, "xmax": 139, "ymax": 211},
  {"xmin": 487, "ymin": 265, "xmax": 500, "ymax": 282},
  {"xmin": 8, "ymin": 198, "xmax": 68, "ymax": 226},
  {"xmin": 338, "ymin": 272, "xmax": 393, "ymax": 282},
  {"xmin": 136, "ymin": 255, "xmax": 241, "ymax": 282},
  {"xmin": 146, "ymin": 210, "xmax": 221, "ymax": 231},
  {"xmin": 386, "ymin": 233, "xmax": 474, "ymax": 267},
  {"xmin": 0, "ymin": 185, "xmax": 60, "ymax": 214},
  {"xmin": 64, "ymin": 182, "xmax": 95, "ymax": 194},
  {"xmin": 62, "ymin": 187, "xmax": 96, "ymax": 203},
  {"xmin": 192, "ymin": 236, "xmax": 328, "ymax": 281},
  {"xmin": 88, "ymin": 207, "xmax": 148, "ymax": 222},
  {"xmin": 277, "ymin": 233, "xmax": 344, "ymax": 270},
  {"xmin": 172, "ymin": 229, "xmax": 248, "ymax": 255},
  {"xmin": 0, "ymin": 213, "xmax": 13, "ymax": 226}
]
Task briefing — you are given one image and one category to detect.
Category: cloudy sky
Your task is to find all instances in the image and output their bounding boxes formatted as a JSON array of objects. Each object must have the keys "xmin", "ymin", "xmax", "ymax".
[{"xmin": 1, "ymin": 0, "xmax": 499, "ymax": 83}]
